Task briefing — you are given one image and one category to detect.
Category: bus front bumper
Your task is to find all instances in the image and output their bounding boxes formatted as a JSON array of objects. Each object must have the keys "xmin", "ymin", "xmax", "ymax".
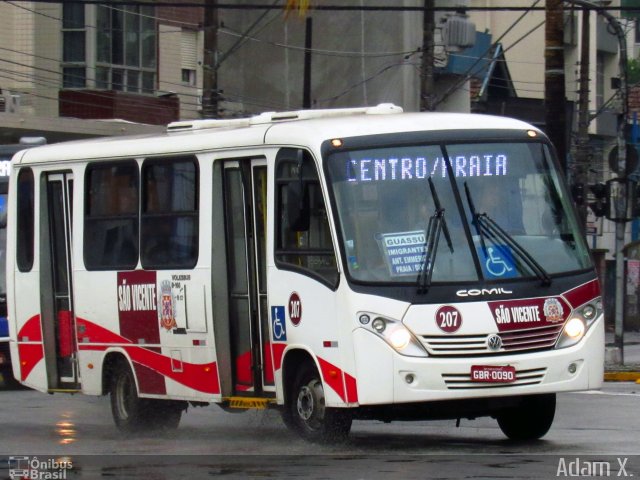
[{"xmin": 351, "ymin": 319, "xmax": 604, "ymax": 406}]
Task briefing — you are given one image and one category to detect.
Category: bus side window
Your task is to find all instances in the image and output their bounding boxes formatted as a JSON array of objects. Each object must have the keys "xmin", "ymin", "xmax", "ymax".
[
  {"xmin": 141, "ymin": 156, "xmax": 198, "ymax": 270},
  {"xmin": 84, "ymin": 162, "xmax": 139, "ymax": 270},
  {"xmin": 275, "ymin": 149, "xmax": 338, "ymax": 288},
  {"xmin": 16, "ymin": 168, "xmax": 35, "ymax": 272}
]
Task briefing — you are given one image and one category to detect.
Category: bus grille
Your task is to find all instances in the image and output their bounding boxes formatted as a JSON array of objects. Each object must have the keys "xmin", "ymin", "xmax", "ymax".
[
  {"xmin": 442, "ymin": 367, "xmax": 547, "ymax": 389},
  {"xmin": 420, "ymin": 324, "xmax": 564, "ymax": 357}
]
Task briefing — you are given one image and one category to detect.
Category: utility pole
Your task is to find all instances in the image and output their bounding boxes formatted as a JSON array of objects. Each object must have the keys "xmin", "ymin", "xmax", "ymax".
[
  {"xmin": 420, "ymin": 0, "xmax": 435, "ymax": 111},
  {"xmin": 202, "ymin": 0, "xmax": 219, "ymax": 118},
  {"xmin": 562, "ymin": 0, "xmax": 629, "ymax": 364},
  {"xmin": 575, "ymin": 7, "xmax": 590, "ymax": 224},
  {"xmin": 303, "ymin": 17, "xmax": 312, "ymax": 109},
  {"xmin": 545, "ymin": 0, "xmax": 567, "ymax": 173}
]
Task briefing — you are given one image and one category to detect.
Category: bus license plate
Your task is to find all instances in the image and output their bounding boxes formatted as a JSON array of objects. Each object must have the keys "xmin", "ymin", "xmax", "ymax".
[{"xmin": 470, "ymin": 365, "xmax": 516, "ymax": 383}]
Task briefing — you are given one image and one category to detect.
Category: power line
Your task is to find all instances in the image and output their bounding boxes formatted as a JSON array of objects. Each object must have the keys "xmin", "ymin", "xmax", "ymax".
[
  {"xmin": 2, "ymin": 1, "xmax": 640, "ymax": 12},
  {"xmin": 433, "ymin": 0, "xmax": 543, "ymax": 108},
  {"xmin": 6, "ymin": 1, "xmax": 197, "ymax": 32}
]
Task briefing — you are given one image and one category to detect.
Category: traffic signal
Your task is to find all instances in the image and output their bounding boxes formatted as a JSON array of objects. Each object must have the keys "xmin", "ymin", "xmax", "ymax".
[{"xmin": 588, "ymin": 183, "xmax": 608, "ymax": 218}]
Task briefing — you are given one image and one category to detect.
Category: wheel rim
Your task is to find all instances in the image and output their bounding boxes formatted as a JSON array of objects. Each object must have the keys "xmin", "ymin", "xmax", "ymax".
[
  {"xmin": 115, "ymin": 373, "xmax": 132, "ymax": 421},
  {"xmin": 296, "ymin": 379, "xmax": 325, "ymax": 430}
]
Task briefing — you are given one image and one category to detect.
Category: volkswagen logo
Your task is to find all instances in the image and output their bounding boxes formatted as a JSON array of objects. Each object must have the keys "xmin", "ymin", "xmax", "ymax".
[{"xmin": 487, "ymin": 334, "xmax": 503, "ymax": 351}]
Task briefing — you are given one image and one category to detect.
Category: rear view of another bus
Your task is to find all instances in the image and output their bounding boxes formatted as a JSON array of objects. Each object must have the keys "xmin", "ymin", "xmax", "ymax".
[{"xmin": 0, "ymin": 138, "xmax": 45, "ymax": 386}]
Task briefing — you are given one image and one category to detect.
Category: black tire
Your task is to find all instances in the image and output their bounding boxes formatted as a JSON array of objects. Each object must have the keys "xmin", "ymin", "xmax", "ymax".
[
  {"xmin": 1, "ymin": 369, "xmax": 22, "ymax": 389},
  {"xmin": 496, "ymin": 393, "xmax": 556, "ymax": 441},
  {"xmin": 285, "ymin": 363, "xmax": 352, "ymax": 442},
  {"xmin": 109, "ymin": 361, "xmax": 184, "ymax": 432},
  {"xmin": 144, "ymin": 401, "xmax": 184, "ymax": 430}
]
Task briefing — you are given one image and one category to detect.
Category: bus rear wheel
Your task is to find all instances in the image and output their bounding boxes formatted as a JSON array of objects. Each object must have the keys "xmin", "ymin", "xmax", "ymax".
[
  {"xmin": 286, "ymin": 363, "xmax": 352, "ymax": 442},
  {"xmin": 109, "ymin": 361, "xmax": 184, "ymax": 432},
  {"xmin": 496, "ymin": 393, "xmax": 556, "ymax": 441}
]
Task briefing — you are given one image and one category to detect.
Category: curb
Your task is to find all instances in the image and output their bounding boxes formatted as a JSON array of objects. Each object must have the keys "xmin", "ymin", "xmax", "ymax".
[{"xmin": 604, "ymin": 371, "xmax": 640, "ymax": 382}]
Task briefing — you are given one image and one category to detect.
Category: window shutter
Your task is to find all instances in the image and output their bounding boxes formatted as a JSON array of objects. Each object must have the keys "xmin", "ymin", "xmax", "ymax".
[{"xmin": 181, "ymin": 29, "xmax": 197, "ymax": 70}]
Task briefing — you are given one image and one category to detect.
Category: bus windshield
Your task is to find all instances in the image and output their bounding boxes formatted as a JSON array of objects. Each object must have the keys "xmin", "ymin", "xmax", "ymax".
[{"xmin": 325, "ymin": 140, "xmax": 591, "ymax": 284}]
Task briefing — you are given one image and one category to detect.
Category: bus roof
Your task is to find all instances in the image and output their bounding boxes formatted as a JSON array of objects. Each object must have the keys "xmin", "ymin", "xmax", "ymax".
[{"xmin": 14, "ymin": 105, "xmax": 541, "ymax": 165}]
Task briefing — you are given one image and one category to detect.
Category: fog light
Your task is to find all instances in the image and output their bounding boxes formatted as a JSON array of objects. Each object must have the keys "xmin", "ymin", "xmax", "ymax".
[
  {"xmin": 564, "ymin": 317, "xmax": 585, "ymax": 339},
  {"xmin": 405, "ymin": 374, "xmax": 415, "ymax": 384},
  {"xmin": 372, "ymin": 318, "xmax": 386, "ymax": 333},
  {"xmin": 568, "ymin": 363, "xmax": 577, "ymax": 374},
  {"xmin": 390, "ymin": 328, "xmax": 411, "ymax": 350},
  {"xmin": 359, "ymin": 314, "xmax": 371, "ymax": 325}
]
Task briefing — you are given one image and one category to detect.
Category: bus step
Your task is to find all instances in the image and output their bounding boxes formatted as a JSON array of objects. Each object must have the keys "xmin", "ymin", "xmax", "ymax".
[
  {"xmin": 47, "ymin": 388, "xmax": 81, "ymax": 394},
  {"xmin": 224, "ymin": 397, "xmax": 274, "ymax": 410}
]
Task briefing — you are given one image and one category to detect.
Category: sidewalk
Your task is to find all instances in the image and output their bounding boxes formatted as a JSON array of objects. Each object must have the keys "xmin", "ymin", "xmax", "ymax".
[{"xmin": 604, "ymin": 330, "xmax": 640, "ymax": 382}]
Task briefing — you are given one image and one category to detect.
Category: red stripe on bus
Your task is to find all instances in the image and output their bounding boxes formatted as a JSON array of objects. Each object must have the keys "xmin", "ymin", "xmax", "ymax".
[
  {"xmin": 133, "ymin": 360, "xmax": 167, "ymax": 395},
  {"xmin": 235, "ymin": 350, "xmax": 253, "ymax": 388},
  {"xmin": 317, "ymin": 357, "xmax": 346, "ymax": 403},
  {"xmin": 18, "ymin": 343, "xmax": 44, "ymax": 381},
  {"xmin": 263, "ymin": 341, "xmax": 275, "ymax": 385},
  {"xmin": 77, "ymin": 318, "xmax": 220, "ymax": 394},
  {"xmin": 344, "ymin": 372, "xmax": 358, "ymax": 403},
  {"xmin": 271, "ymin": 343, "xmax": 286, "ymax": 372},
  {"xmin": 563, "ymin": 279, "xmax": 600, "ymax": 309},
  {"xmin": 17, "ymin": 315, "xmax": 42, "ymax": 342},
  {"xmin": 76, "ymin": 317, "xmax": 132, "ymax": 345},
  {"xmin": 123, "ymin": 346, "xmax": 219, "ymax": 394}
]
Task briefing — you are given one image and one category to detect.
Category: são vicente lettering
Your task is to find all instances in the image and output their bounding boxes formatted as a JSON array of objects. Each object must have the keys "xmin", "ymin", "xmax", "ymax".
[
  {"xmin": 494, "ymin": 304, "xmax": 541, "ymax": 325},
  {"xmin": 118, "ymin": 280, "xmax": 157, "ymax": 312}
]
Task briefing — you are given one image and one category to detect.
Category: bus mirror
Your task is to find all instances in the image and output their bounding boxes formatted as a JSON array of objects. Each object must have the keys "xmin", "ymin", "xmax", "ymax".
[{"xmin": 287, "ymin": 181, "xmax": 310, "ymax": 231}]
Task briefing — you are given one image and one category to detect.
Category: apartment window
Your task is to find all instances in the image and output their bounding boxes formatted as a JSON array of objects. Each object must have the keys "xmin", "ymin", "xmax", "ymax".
[
  {"xmin": 182, "ymin": 69, "xmax": 196, "ymax": 86},
  {"xmin": 62, "ymin": 4, "xmax": 156, "ymax": 93},
  {"xmin": 181, "ymin": 29, "xmax": 198, "ymax": 86},
  {"xmin": 62, "ymin": 3, "xmax": 86, "ymax": 88},
  {"xmin": 94, "ymin": 4, "xmax": 156, "ymax": 93}
]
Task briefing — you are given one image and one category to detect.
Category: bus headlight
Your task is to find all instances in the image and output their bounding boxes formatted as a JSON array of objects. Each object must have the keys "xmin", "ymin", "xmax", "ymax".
[
  {"xmin": 359, "ymin": 314, "xmax": 428, "ymax": 357},
  {"xmin": 389, "ymin": 328, "xmax": 411, "ymax": 350},
  {"xmin": 555, "ymin": 297, "xmax": 602, "ymax": 349},
  {"xmin": 564, "ymin": 317, "xmax": 585, "ymax": 339}
]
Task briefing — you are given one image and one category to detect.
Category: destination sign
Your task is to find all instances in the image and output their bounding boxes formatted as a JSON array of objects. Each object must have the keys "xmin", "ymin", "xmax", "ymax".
[
  {"xmin": 346, "ymin": 154, "xmax": 508, "ymax": 183},
  {"xmin": 0, "ymin": 160, "xmax": 11, "ymax": 177}
]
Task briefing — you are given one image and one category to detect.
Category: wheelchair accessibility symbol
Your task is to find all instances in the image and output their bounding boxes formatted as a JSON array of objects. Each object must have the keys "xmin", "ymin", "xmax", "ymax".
[
  {"xmin": 271, "ymin": 306, "xmax": 287, "ymax": 341},
  {"xmin": 478, "ymin": 245, "xmax": 517, "ymax": 279}
]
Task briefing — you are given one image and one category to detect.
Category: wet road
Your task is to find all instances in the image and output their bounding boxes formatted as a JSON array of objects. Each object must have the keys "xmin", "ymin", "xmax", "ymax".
[{"xmin": 0, "ymin": 383, "xmax": 639, "ymax": 478}]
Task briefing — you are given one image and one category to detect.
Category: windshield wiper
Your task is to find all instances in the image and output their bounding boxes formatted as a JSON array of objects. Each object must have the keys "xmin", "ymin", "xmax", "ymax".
[
  {"xmin": 417, "ymin": 178, "xmax": 454, "ymax": 294},
  {"xmin": 464, "ymin": 182, "xmax": 551, "ymax": 286}
]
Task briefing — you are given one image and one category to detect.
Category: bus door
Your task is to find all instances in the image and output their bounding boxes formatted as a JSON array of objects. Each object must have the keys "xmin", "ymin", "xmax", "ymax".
[
  {"xmin": 222, "ymin": 159, "xmax": 271, "ymax": 395},
  {"xmin": 41, "ymin": 172, "xmax": 78, "ymax": 388}
]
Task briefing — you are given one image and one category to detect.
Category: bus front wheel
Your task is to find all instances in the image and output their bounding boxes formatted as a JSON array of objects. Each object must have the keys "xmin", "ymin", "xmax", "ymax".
[
  {"xmin": 496, "ymin": 393, "xmax": 556, "ymax": 441},
  {"xmin": 285, "ymin": 363, "xmax": 352, "ymax": 442}
]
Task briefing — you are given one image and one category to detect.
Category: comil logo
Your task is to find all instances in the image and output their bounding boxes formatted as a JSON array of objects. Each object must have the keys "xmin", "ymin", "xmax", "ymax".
[
  {"xmin": 9, "ymin": 456, "xmax": 73, "ymax": 480},
  {"xmin": 456, "ymin": 288, "xmax": 513, "ymax": 297}
]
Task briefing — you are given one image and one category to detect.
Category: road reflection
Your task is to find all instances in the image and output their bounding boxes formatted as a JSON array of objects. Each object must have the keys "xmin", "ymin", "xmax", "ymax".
[{"xmin": 56, "ymin": 412, "xmax": 77, "ymax": 446}]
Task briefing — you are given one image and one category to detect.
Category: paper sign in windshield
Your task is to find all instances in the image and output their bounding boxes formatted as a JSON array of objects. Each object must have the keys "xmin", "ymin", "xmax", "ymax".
[{"xmin": 379, "ymin": 230, "xmax": 427, "ymax": 276}]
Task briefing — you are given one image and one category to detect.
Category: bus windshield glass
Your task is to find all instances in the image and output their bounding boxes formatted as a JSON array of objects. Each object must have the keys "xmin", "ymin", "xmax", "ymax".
[{"xmin": 325, "ymin": 140, "xmax": 591, "ymax": 284}]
